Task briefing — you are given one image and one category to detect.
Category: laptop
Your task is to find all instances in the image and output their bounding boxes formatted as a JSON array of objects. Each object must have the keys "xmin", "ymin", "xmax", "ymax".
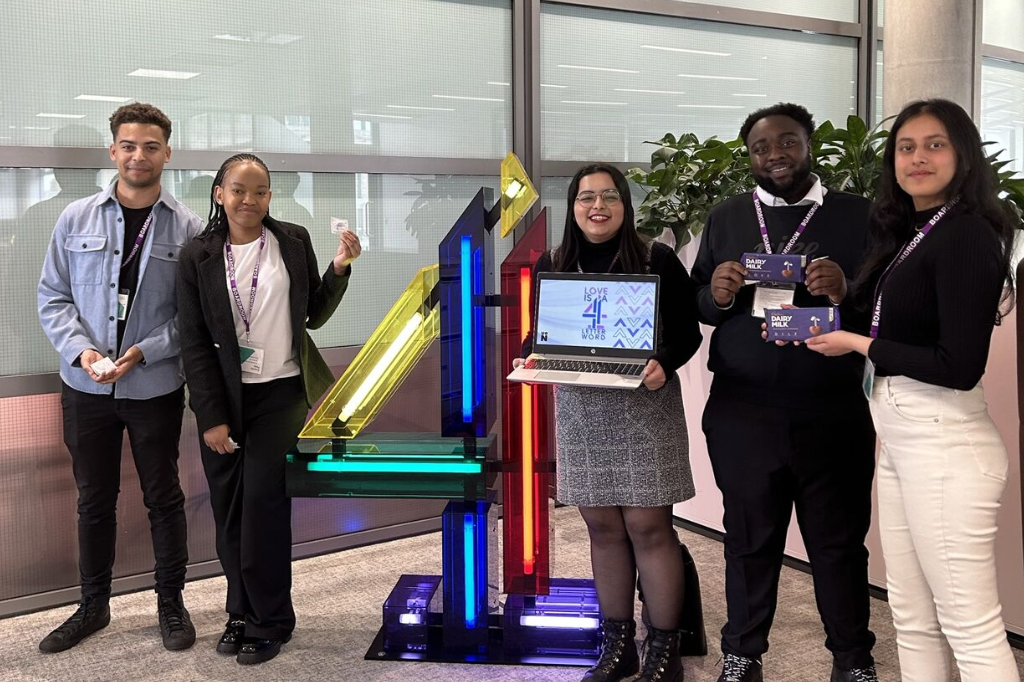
[{"xmin": 507, "ymin": 272, "xmax": 660, "ymax": 389}]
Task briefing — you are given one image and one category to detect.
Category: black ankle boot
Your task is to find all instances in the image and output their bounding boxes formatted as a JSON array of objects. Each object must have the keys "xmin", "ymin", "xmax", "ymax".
[
  {"xmin": 581, "ymin": 618, "xmax": 640, "ymax": 682},
  {"xmin": 635, "ymin": 626, "xmax": 683, "ymax": 682}
]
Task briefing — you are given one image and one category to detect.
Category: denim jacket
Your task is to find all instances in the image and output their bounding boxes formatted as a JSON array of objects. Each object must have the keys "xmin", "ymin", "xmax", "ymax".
[{"xmin": 38, "ymin": 181, "xmax": 202, "ymax": 399}]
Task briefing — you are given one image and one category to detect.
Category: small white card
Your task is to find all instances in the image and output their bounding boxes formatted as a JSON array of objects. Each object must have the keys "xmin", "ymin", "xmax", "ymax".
[
  {"xmin": 117, "ymin": 292, "xmax": 129, "ymax": 321},
  {"xmin": 239, "ymin": 345, "xmax": 264, "ymax": 375},
  {"xmin": 330, "ymin": 217, "xmax": 349, "ymax": 235},
  {"xmin": 92, "ymin": 356, "xmax": 117, "ymax": 375},
  {"xmin": 751, "ymin": 284, "xmax": 796, "ymax": 319}
]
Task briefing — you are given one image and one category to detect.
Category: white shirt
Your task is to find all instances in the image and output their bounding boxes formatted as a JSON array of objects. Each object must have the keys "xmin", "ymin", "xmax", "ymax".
[
  {"xmin": 224, "ymin": 230, "xmax": 301, "ymax": 384},
  {"xmin": 755, "ymin": 173, "xmax": 828, "ymax": 207}
]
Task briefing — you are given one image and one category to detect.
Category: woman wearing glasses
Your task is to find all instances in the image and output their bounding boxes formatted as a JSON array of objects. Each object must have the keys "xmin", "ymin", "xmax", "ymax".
[{"xmin": 516, "ymin": 164, "xmax": 702, "ymax": 682}]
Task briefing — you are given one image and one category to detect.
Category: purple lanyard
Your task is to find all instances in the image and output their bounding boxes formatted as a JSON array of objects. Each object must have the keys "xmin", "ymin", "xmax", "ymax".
[
  {"xmin": 869, "ymin": 198, "xmax": 959, "ymax": 339},
  {"xmin": 225, "ymin": 227, "xmax": 267, "ymax": 343},
  {"xmin": 752, "ymin": 191, "xmax": 820, "ymax": 255},
  {"xmin": 119, "ymin": 210, "xmax": 155, "ymax": 270}
]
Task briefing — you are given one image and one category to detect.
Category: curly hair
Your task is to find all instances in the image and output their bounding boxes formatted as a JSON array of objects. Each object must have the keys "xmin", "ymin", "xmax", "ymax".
[{"xmin": 109, "ymin": 102, "xmax": 172, "ymax": 142}]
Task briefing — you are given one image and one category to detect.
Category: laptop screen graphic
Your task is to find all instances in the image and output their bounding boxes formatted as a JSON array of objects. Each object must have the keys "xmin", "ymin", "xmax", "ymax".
[{"xmin": 535, "ymin": 278, "xmax": 656, "ymax": 351}]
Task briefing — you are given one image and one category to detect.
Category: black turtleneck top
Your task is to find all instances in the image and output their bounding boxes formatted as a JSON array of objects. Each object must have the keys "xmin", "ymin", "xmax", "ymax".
[
  {"xmin": 522, "ymin": 233, "xmax": 702, "ymax": 375},
  {"xmin": 867, "ymin": 206, "xmax": 1005, "ymax": 390}
]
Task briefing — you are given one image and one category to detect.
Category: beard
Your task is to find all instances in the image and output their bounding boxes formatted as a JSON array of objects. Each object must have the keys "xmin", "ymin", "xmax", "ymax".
[{"xmin": 754, "ymin": 154, "xmax": 813, "ymax": 199}]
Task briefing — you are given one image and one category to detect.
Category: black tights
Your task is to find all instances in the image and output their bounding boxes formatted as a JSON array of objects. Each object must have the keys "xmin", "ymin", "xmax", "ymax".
[{"xmin": 578, "ymin": 505, "xmax": 683, "ymax": 630}]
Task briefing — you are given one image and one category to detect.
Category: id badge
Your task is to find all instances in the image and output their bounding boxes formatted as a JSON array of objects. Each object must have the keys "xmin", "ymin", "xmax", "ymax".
[
  {"xmin": 862, "ymin": 358, "xmax": 876, "ymax": 400},
  {"xmin": 117, "ymin": 289, "xmax": 130, "ymax": 321},
  {"xmin": 239, "ymin": 345, "xmax": 265, "ymax": 375},
  {"xmin": 751, "ymin": 284, "xmax": 796, "ymax": 318}
]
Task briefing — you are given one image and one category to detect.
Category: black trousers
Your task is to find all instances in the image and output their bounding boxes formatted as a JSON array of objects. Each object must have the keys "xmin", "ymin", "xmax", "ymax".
[
  {"xmin": 60, "ymin": 383, "xmax": 188, "ymax": 600},
  {"xmin": 702, "ymin": 393, "xmax": 877, "ymax": 671},
  {"xmin": 200, "ymin": 376, "xmax": 306, "ymax": 640}
]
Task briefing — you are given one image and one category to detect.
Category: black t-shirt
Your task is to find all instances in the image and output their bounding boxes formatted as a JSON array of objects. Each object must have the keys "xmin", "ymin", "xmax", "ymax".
[
  {"xmin": 691, "ymin": 190, "xmax": 872, "ymax": 411},
  {"xmin": 117, "ymin": 203, "xmax": 154, "ymax": 353}
]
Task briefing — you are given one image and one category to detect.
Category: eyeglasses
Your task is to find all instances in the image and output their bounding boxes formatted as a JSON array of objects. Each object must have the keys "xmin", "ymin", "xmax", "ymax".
[{"xmin": 575, "ymin": 190, "xmax": 622, "ymax": 207}]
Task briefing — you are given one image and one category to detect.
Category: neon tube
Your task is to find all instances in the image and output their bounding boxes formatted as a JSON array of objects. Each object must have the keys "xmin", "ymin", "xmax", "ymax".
[
  {"xmin": 464, "ymin": 513, "xmax": 476, "ymax": 627},
  {"xmin": 519, "ymin": 615, "xmax": 601, "ymax": 630},
  {"xmin": 461, "ymin": 236, "xmax": 472, "ymax": 422},
  {"xmin": 339, "ymin": 312, "xmax": 423, "ymax": 422},
  {"xmin": 519, "ymin": 267, "xmax": 535, "ymax": 575},
  {"xmin": 307, "ymin": 461, "xmax": 482, "ymax": 474}
]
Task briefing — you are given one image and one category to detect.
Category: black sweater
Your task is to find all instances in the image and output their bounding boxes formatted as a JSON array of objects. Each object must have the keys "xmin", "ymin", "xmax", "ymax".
[
  {"xmin": 524, "ymin": 236, "xmax": 702, "ymax": 375},
  {"xmin": 691, "ymin": 190, "xmax": 872, "ymax": 409},
  {"xmin": 867, "ymin": 208, "xmax": 1004, "ymax": 391}
]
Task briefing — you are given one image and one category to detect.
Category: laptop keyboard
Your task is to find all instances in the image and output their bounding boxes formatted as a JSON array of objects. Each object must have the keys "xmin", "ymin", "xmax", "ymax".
[{"xmin": 525, "ymin": 359, "xmax": 644, "ymax": 376}]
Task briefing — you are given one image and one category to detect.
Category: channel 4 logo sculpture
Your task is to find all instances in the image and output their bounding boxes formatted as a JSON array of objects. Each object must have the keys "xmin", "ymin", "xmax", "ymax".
[{"xmin": 285, "ymin": 152, "xmax": 603, "ymax": 666}]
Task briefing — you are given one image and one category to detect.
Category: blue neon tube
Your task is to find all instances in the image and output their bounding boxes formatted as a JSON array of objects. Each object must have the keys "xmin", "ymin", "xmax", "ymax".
[
  {"xmin": 464, "ymin": 513, "xmax": 476, "ymax": 627},
  {"xmin": 461, "ymin": 236, "xmax": 472, "ymax": 422}
]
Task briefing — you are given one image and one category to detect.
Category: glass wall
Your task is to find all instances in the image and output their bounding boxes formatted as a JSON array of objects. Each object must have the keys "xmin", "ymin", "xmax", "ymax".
[
  {"xmin": 540, "ymin": 4, "xmax": 858, "ymax": 162},
  {"xmin": 984, "ymin": 0, "xmax": 1024, "ymax": 53},
  {"xmin": 681, "ymin": 0, "xmax": 858, "ymax": 23},
  {"xmin": 980, "ymin": 59, "xmax": 1024, "ymax": 175},
  {"xmin": 0, "ymin": 0, "xmax": 512, "ymax": 157}
]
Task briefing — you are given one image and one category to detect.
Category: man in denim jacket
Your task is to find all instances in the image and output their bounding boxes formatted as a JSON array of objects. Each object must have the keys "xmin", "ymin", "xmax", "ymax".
[{"xmin": 37, "ymin": 103, "xmax": 202, "ymax": 654}]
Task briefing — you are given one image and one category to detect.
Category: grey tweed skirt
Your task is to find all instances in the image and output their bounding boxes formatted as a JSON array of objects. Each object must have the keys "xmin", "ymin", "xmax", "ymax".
[{"xmin": 553, "ymin": 373, "xmax": 694, "ymax": 507}]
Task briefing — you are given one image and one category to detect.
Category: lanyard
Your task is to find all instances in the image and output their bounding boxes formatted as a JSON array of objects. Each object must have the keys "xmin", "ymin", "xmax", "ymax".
[
  {"xmin": 752, "ymin": 191, "xmax": 820, "ymax": 255},
  {"xmin": 869, "ymin": 198, "xmax": 959, "ymax": 339},
  {"xmin": 225, "ymin": 227, "xmax": 267, "ymax": 343},
  {"xmin": 119, "ymin": 210, "xmax": 155, "ymax": 270}
]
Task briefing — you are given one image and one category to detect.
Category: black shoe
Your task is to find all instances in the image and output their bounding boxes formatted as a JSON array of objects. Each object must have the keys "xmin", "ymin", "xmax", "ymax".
[
  {"xmin": 38, "ymin": 597, "xmax": 111, "ymax": 653},
  {"xmin": 157, "ymin": 592, "xmax": 196, "ymax": 651},
  {"xmin": 716, "ymin": 654, "xmax": 763, "ymax": 682},
  {"xmin": 581, "ymin": 618, "xmax": 639, "ymax": 682},
  {"xmin": 635, "ymin": 626, "xmax": 683, "ymax": 682},
  {"xmin": 216, "ymin": 617, "xmax": 247, "ymax": 655},
  {"xmin": 236, "ymin": 634, "xmax": 291, "ymax": 665},
  {"xmin": 830, "ymin": 661, "xmax": 879, "ymax": 682}
]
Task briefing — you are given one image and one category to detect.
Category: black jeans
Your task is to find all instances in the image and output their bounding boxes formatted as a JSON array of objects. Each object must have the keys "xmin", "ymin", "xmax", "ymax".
[
  {"xmin": 702, "ymin": 393, "xmax": 877, "ymax": 671},
  {"xmin": 61, "ymin": 383, "xmax": 188, "ymax": 600},
  {"xmin": 200, "ymin": 376, "xmax": 307, "ymax": 640}
]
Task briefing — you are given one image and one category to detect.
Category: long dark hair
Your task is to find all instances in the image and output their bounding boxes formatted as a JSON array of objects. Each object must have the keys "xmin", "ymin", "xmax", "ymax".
[
  {"xmin": 851, "ymin": 99, "xmax": 1016, "ymax": 318},
  {"xmin": 554, "ymin": 163, "xmax": 648, "ymax": 274},
  {"xmin": 200, "ymin": 153, "xmax": 272, "ymax": 236}
]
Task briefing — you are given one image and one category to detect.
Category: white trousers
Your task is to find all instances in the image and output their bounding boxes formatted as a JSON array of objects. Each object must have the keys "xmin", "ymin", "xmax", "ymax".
[{"xmin": 870, "ymin": 376, "xmax": 1019, "ymax": 682}]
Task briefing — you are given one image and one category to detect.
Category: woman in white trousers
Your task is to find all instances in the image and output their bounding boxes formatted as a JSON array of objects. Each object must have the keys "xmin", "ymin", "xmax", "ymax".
[{"xmin": 805, "ymin": 98, "xmax": 1020, "ymax": 682}]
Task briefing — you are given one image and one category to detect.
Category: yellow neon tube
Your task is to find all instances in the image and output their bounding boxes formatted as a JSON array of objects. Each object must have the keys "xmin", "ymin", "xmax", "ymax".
[
  {"xmin": 340, "ymin": 312, "xmax": 423, "ymax": 422},
  {"xmin": 520, "ymin": 267, "xmax": 535, "ymax": 575}
]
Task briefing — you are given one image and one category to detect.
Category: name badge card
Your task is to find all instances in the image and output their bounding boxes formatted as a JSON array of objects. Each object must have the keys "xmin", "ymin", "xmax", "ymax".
[
  {"xmin": 117, "ymin": 289, "xmax": 130, "ymax": 321},
  {"xmin": 239, "ymin": 345, "xmax": 265, "ymax": 375},
  {"xmin": 751, "ymin": 284, "xmax": 796, "ymax": 318}
]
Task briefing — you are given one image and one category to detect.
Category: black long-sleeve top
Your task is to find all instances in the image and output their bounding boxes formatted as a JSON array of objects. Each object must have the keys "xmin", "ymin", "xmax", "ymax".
[
  {"xmin": 522, "ymin": 235, "xmax": 702, "ymax": 375},
  {"xmin": 867, "ymin": 207, "xmax": 1004, "ymax": 391},
  {"xmin": 691, "ymin": 190, "xmax": 872, "ymax": 410}
]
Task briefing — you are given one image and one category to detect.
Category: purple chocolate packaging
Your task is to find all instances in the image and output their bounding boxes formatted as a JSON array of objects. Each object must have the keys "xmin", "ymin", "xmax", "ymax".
[
  {"xmin": 741, "ymin": 253, "xmax": 806, "ymax": 283},
  {"xmin": 765, "ymin": 307, "xmax": 840, "ymax": 341}
]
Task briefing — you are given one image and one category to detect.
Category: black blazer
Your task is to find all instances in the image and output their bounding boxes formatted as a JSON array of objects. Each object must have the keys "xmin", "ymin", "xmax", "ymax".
[{"xmin": 176, "ymin": 218, "xmax": 350, "ymax": 435}]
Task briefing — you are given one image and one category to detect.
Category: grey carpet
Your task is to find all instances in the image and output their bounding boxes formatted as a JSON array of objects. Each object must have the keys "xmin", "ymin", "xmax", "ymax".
[{"xmin": 1, "ymin": 507, "xmax": 1021, "ymax": 681}]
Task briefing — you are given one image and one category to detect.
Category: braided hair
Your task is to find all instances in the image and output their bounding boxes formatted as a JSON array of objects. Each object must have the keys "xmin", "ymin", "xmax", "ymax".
[{"xmin": 201, "ymin": 153, "xmax": 271, "ymax": 236}]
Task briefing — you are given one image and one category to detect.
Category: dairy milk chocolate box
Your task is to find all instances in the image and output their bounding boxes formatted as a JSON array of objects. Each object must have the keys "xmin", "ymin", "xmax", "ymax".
[
  {"xmin": 741, "ymin": 253, "xmax": 806, "ymax": 283},
  {"xmin": 764, "ymin": 306, "xmax": 840, "ymax": 341}
]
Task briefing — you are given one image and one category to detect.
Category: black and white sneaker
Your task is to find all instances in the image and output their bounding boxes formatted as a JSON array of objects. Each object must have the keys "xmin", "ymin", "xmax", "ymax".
[{"xmin": 716, "ymin": 653, "xmax": 763, "ymax": 682}]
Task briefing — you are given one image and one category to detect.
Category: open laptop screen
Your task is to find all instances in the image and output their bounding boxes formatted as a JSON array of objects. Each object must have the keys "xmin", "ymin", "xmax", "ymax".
[{"xmin": 533, "ymin": 272, "xmax": 660, "ymax": 360}]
